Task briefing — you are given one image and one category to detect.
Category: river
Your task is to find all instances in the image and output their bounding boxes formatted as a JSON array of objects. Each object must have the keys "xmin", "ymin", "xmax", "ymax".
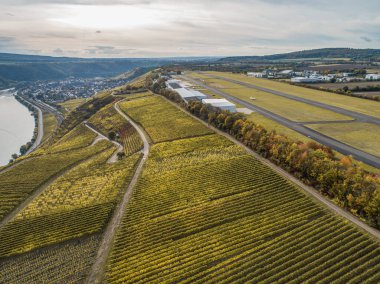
[{"xmin": 0, "ymin": 89, "xmax": 35, "ymax": 166}]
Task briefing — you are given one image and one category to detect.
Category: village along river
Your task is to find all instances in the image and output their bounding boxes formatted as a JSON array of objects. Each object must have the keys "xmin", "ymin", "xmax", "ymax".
[{"xmin": 0, "ymin": 89, "xmax": 35, "ymax": 166}]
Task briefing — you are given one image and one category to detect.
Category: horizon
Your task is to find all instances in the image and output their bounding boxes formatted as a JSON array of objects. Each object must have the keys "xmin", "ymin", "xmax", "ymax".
[
  {"xmin": 1, "ymin": 0, "xmax": 379, "ymax": 58},
  {"xmin": 1, "ymin": 47, "xmax": 378, "ymax": 60}
]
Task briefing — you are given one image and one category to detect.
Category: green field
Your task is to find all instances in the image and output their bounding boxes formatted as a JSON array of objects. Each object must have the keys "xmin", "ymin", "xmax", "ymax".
[
  {"xmin": 104, "ymin": 95, "xmax": 380, "ymax": 283},
  {"xmin": 188, "ymin": 72, "xmax": 352, "ymax": 122},
  {"xmin": 307, "ymin": 122, "xmax": 380, "ymax": 157},
  {"xmin": 205, "ymin": 71, "xmax": 380, "ymax": 119}
]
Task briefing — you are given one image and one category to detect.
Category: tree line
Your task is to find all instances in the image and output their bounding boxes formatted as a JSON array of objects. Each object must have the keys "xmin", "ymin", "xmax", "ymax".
[{"xmin": 145, "ymin": 73, "xmax": 380, "ymax": 229}]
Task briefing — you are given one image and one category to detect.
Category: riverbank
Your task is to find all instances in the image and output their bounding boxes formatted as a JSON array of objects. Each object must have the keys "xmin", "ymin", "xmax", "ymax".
[
  {"xmin": 0, "ymin": 91, "xmax": 35, "ymax": 165},
  {"xmin": 12, "ymin": 95, "xmax": 42, "ymax": 159}
]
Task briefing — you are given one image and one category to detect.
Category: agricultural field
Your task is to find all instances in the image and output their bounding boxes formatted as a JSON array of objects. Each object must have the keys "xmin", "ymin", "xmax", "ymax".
[
  {"xmin": 0, "ymin": 234, "xmax": 101, "ymax": 283},
  {"xmin": 58, "ymin": 98, "xmax": 87, "ymax": 114},
  {"xmin": 313, "ymin": 81, "xmax": 380, "ymax": 90},
  {"xmin": 187, "ymin": 74, "xmax": 352, "ymax": 122},
  {"xmin": 0, "ymin": 139, "xmax": 111, "ymax": 222},
  {"xmin": 42, "ymin": 112, "xmax": 58, "ymax": 142},
  {"xmin": 307, "ymin": 122, "xmax": 380, "ymax": 157},
  {"xmin": 40, "ymin": 123, "xmax": 98, "ymax": 154},
  {"xmin": 0, "ymin": 148, "xmax": 141, "ymax": 258},
  {"xmin": 104, "ymin": 97, "xmax": 380, "ymax": 283},
  {"xmin": 88, "ymin": 103, "xmax": 129, "ymax": 137},
  {"xmin": 119, "ymin": 96, "xmax": 213, "ymax": 142},
  {"xmin": 201, "ymin": 71, "xmax": 380, "ymax": 119}
]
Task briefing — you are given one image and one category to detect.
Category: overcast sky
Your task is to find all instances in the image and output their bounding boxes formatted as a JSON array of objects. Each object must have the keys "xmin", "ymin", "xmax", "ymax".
[{"xmin": 0, "ymin": 0, "xmax": 379, "ymax": 58}]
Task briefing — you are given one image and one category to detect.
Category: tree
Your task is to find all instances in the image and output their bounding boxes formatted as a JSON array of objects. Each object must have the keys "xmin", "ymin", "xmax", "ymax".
[{"xmin": 108, "ymin": 131, "xmax": 116, "ymax": 140}]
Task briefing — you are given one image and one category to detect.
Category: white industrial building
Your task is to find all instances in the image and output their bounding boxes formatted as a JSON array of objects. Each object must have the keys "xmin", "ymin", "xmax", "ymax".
[
  {"xmin": 291, "ymin": 77, "xmax": 321, "ymax": 83},
  {"xmin": 176, "ymin": 88, "xmax": 207, "ymax": 101},
  {"xmin": 247, "ymin": 72, "xmax": 263, "ymax": 78},
  {"xmin": 365, "ymin": 74, "xmax": 380, "ymax": 81},
  {"xmin": 202, "ymin": 99, "xmax": 236, "ymax": 112},
  {"xmin": 166, "ymin": 79, "xmax": 207, "ymax": 101}
]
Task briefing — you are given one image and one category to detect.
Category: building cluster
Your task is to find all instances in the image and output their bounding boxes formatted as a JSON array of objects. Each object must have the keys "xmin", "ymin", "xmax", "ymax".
[
  {"xmin": 247, "ymin": 69, "xmax": 380, "ymax": 84},
  {"xmin": 17, "ymin": 77, "xmax": 133, "ymax": 103},
  {"xmin": 165, "ymin": 79, "xmax": 236, "ymax": 112}
]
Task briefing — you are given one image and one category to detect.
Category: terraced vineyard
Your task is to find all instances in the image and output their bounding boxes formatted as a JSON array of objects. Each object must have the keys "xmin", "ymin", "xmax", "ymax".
[
  {"xmin": 119, "ymin": 96, "xmax": 213, "ymax": 143},
  {"xmin": 0, "ymin": 135, "xmax": 110, "ymax": 221},
  {"xmin": 0, "ymin": 148, "xmax": 141, "ymax": 257},
  {"xmin": 0, "ymin": 234, "xmax": 101, "ymax": 283},
  {"xmin": 88, "ymin": 104, "xmax": 130, "ymax": 138},
  {"xmin": 104, "ymin": 95, "xmax": 380, "ymax": 283}
]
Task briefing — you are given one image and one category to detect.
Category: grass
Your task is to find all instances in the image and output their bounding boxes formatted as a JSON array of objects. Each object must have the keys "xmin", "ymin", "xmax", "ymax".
[
  {"xmin": 247, "ymin": 112, "xmax": 314, "ymax": 143},
  {"xmin": 119, "ymin": 96, "xmax": 213, "ymax": 143},
  {"xmin": 42, "ymin": 112, "xmax": 58, "ymax": 142},
  {"xmin": 306, "ymin": 122, "xmax": 380, "ymax": 157},
  {"xmin": 204, "ymin": 71, "xmax": 380, "ymax": 119},
  {"xmin": 188, "ymin": 72, "xmax": 352, "ymax": 122}
]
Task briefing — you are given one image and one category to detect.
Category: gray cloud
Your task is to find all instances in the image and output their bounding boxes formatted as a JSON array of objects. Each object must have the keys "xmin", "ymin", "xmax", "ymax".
[{"xmin": 360, "ymin": 36, "xmax": 372, "ymax": 42}]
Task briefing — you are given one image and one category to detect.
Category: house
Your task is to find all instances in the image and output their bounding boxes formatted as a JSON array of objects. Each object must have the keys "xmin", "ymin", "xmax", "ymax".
[
  {"xmin": 365, "ymin": 74, "xmax": 380, "ymax": 81},
  {"xmin": 202, "ymin": 99, "xmax": 236, "ymax": 112}
]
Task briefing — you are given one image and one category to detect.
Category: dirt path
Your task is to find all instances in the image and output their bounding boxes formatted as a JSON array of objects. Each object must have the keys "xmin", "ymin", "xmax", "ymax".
[
  {"xmin": 85, "ymin": 99, "xmax": 150, "ymax": 284},
  {"xmin": 84, "ymin": 122, "xmax": 123, "ymax": 164},
  {"xmin": 162, "ymin": 96, "xmax": 380, "ymax": 241}
]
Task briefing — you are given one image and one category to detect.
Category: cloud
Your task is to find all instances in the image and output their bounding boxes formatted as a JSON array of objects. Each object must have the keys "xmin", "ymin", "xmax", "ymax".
[
  {"xmin": 53, "ymin": 48, "xmax": 64, "ymax": 53},
  {"xmin": 360, "ymin": 36, "xmax": 372, "ymax": 42},
  {"xmin": 5, "ymin": 12, "xmax": 15, "ymax": 16},
  {"xmin": 0, "ymin": 0, "xmax": 379, "ymax": 57}
]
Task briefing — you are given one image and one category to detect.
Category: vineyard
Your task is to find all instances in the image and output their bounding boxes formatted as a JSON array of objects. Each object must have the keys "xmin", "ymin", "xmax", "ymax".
[
  {"xmin": 104, "ymin": 96, "xmax": 380, "ymax": 283},
  {"xmin": 0, "ymin": 88, "xmax": 379, "ymax": 283},
  {"xmin": 119, "ymin": 96, "xmax": 213, "ymax": 142},
  {"xmin": 0, "ymin": 137, "xmax": 111, "ymax": 222},
  {"xmin": 0, "ymin": 234, "xmax": 101, "ymax": 283},
  {"xmin": 88, "ymin": 104, "xmax": 129, "ymax": 138},
  {"xmin": 0, "ymin": 149, "xmax": 141, "ymax": 257}
]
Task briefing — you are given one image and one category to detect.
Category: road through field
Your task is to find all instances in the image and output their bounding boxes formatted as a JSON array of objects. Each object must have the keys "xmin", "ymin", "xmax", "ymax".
[
  {"xmin": 201, "ymin": 72, "xmax": 380, "ymax": 125},
  {"xmin": 85, "ymin": 99, "xmax": 150, "ymax": 284},
  {"xmin": 161, "ymin": 96, "xmax": 380, "ymax": 240},
  {"xmin": 182, "ymin": 75, "xmax": 380, "ymax": 168}
]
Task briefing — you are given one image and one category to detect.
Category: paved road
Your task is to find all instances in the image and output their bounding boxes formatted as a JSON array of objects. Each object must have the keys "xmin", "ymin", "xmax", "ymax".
[
  {"xmin": 162, "ymin": 96, "xmax": 380, "ymax": 240},
  {"xmin": 183, "ymin": 75, "xmax": 380, "ymax": 168},
  {"xmin": 86, "ymin": 99, "xmax": 150, "ymax": 284},
  {"xmin": 202, "ymin": 72, "xmax": 380, "ymax": 125}
]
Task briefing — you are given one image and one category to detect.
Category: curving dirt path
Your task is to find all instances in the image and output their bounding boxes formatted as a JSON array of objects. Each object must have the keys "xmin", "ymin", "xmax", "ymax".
[
  {"xmin": 85, "ymin": 99, "xmax": 150, "ymax": 284},
  {"xmin": 83, "ymin": 122, "xmax": 123, "ymax": 164},
  {"xmin": 161, "ymin": 96, "xmax": 380, "ymax": 241}
]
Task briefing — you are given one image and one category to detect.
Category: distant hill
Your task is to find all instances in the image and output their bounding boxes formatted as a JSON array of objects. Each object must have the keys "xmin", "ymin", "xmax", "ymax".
[
  {"xmin": 0, "ymin": 53, "xmax": 182, "ymax": 84},
  {"xmin": 219, "ymin": 48, "xmax": 380, "ymax": 63}
]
